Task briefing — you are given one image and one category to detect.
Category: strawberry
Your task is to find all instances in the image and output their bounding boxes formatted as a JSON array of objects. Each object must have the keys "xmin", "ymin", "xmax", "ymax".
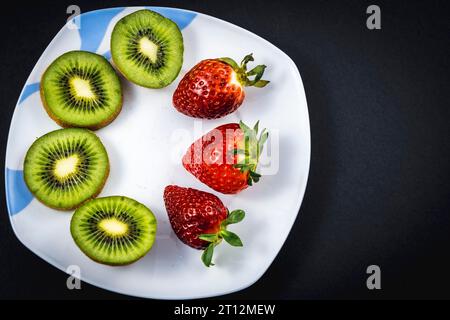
[
  {"xmin": 163, "ymin": 185, "xmax": 245, "ymax": 267},
  {"xmin": 172, "ymin": 54, "xmax": 269, "ymax": 119},
  {"xmin": 182, "ymin": 121, "xmax": 268, "ymax": 194}
]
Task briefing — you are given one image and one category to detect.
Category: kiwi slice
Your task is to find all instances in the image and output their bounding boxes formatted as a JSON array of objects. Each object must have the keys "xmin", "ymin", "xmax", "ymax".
[
  {"xmin": 23, "ymin": 128, "xmax": 109, "ymax": 210},
  {"xmin": 40, "ymin": 51, "xmax": 122, "ymax": 130},
  {"xmin": 111, "ymin": 9, "xmax": 184, "ymax": 88},
  {"xmin": 70, "ymin": 196, "xmax": 157, "ymax": 265}
]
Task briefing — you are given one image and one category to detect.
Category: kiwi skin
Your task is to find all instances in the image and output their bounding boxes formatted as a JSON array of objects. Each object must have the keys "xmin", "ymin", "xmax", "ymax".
[
  {"xmin": 23, "ymin": 130, "xmax": 110, "ymax": 211},
  {"xmin": 39, "ymin": 52, "xmax": 123, "ymax": 131},
  {"xmin": 70, "ymin": 196, "xmax": 157, "ymax": 266}
]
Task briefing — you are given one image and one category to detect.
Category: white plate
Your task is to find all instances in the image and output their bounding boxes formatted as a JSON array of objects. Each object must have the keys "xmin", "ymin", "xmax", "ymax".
[{"xmin": 4, "ymin": 6, "xmax": 310, "ymax": 299}]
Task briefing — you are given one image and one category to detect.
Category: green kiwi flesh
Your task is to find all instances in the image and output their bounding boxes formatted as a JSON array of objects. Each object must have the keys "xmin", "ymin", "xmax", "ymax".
[
  {"xmin": 40, "ymin": 51, "xmax": 122, "ymax": 130},
  {"xmin": 70, "ymin": 196, "xmax": 157, "ymax": 265},
  {"xmin": 111, "ymin": 9, "xmax": 184, "ymax": 88},
  {"xmin": 23, "ymin": 128, "xmax": 109, "ymax": 210}
]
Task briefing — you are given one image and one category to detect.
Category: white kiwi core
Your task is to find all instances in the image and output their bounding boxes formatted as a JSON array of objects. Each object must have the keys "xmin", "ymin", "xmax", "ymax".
[
  {"xmin": 70, "ymin": 77, "xmax": 96, "ymax": 99},
  {"xmin": 99, "ymin": 218, "xmax": 129, "ymax": 236},
  {"xmin": 139, "ymin": 37, "xmax": 159, "ymax": 63},
  {"xmin": 54, "ymin": 154, "xmax": 80, "ymax": 180}
]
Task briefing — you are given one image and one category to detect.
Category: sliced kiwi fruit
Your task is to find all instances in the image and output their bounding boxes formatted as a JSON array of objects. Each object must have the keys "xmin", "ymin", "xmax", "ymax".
[
  {"xmin": 70, "ymin": 196, "xmax": 157, "ymax": 265},
  {"xmin": 40, "ymin": 51, "xmax": 122, "ymax": 130},
  {"xmin": 111, "ymin": 9, "xmax": 184, "ymax": 88},
  {"xmin": 23, "ymin": 128, "xmax": 109, "ymax": 210}
]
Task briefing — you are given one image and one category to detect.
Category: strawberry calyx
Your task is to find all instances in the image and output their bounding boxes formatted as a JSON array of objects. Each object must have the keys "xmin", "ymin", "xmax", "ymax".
[
  {"xmin": 198, "ymin": 209, "xmax": 245, "ymax": 267},
  {"xmin": 218, "ymin": 54, "xmax": 270, "ymax": 88},
  {"xmin": 233, "ymin": 121, "xmax": 269, "ymax": 186}
]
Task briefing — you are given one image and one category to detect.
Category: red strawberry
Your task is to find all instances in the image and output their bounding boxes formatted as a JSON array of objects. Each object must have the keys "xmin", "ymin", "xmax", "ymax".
[
  {"xmin": 164, "ymin": 185, "xmax": 245, "ymax": 267},
  {"xmin": 183, "ymin": 121, "xmax": 268, "ymax": 194},
  {"xmin": 173, "ymin": 54, "xmax": 269, "ymax": 119}
]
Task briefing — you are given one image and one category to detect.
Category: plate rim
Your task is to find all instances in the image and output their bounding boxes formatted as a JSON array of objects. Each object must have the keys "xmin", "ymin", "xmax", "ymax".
[{"xmin": 4, "ymin": 6, "xmax": 311, "ymax": 299}]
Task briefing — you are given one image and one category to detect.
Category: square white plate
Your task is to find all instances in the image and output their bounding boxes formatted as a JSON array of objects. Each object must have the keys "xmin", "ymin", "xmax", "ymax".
[{"xmin": 5, "ymin": 6, "xmax": 310, "ymax": 299}]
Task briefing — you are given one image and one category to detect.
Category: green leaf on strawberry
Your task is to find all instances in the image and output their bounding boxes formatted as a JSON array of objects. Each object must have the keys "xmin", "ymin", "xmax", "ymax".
[
  {"xmin": 202, "ymin": 243, "xmax": 215, "ymax": 267},
  {"xmin": 218, "ymin": 53, "xmax": 270, "ymax": 88},
  {"xmin": 198, "ymin": 233, "xmax": 219, "ymax": 242},
  {"xmin": 199, "ymin": 209, "xmax": 245, "ymax": 267},
  {"xmin": 220, "ymin": 230, "xmax": 243, "ymax": 247},
  {"xmin": 225, "ymin": 210, "xmax": 245, "ymax": 225},
  {"xmin": 231, "ymin": 120, "xmax": 269, "ymax": 186}
]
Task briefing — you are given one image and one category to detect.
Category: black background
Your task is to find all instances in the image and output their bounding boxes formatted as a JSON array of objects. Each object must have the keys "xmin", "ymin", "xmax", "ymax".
[{"xmin": 0, "ymin": 0, "xmax": 449, "ymax": 300}]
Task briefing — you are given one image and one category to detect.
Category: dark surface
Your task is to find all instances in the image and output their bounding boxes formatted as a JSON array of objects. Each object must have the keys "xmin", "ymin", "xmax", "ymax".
[{"xmin": 0, "ymin": 0, "xmax": 449, "ymax": 300}]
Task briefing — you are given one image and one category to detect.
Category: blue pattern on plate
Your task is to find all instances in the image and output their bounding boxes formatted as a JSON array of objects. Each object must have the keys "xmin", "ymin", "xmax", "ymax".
[
  {"xmin": 19, "ymin": 82, "xmax": 40, "ymax": 104},
  {"xmin": 5, "ymin": 169, "xmax": 34, "ymax": 216},
  {"xmin": 102, "ymin": 50, "xmax": 112, "ymax": 60},
  {"xmin": 78, "ymin": 8, "xmax": 125, "ymax": 53},
  {"xmin": 8, "ymin": 7, "xmax": 197, "ymax": 216},
  {"xmin": 148, "ymin": 7, "xmax": 197, "ymax": 30}
]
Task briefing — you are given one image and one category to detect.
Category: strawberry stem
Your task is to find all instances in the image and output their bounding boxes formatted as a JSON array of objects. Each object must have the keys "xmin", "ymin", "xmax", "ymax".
[
  {"xmin": 232, "ymin": 120, "xmax": 269, "ymax": 186},
  {"xmin": 199, "ymin": 209, "xmax": 245, "ymax": 267},
  {"xmin": 218, "ymin": 54, "xmax": 270, "ymax": 88}
]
